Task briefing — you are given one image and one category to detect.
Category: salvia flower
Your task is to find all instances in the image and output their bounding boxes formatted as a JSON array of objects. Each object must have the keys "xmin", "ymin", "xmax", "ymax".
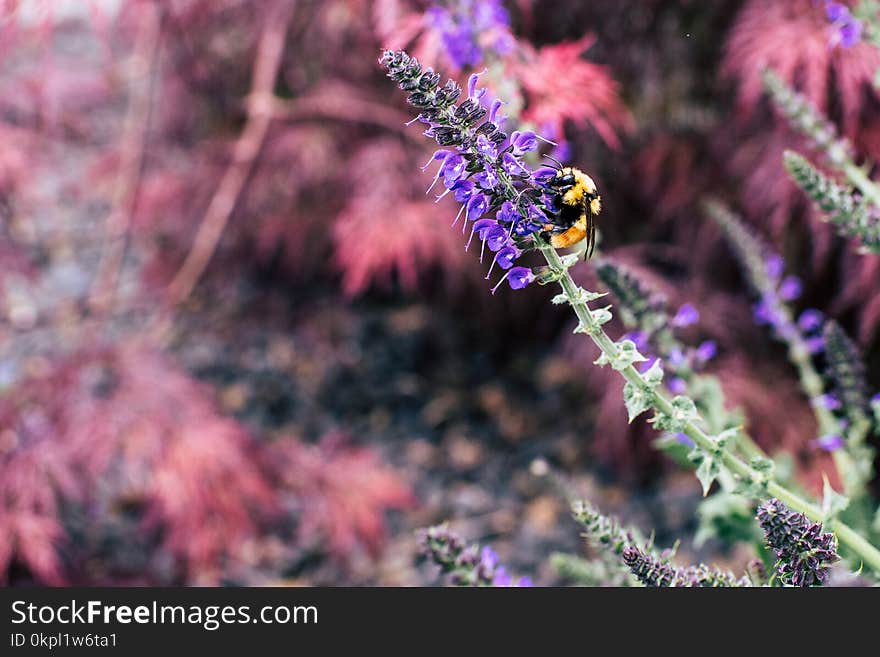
[
  {"xmin": 756, "ymin": 499, "xmax": 839, "ymax": 586},
  {"xmin": 382, "ymin": 49, "xmax": 563, "ymax": 293},
  {"xmin": 823, "ymin": 320, "xmax": 870, "ymax": 424},
  {"xmin": 621, "ymin": 546, "xmax": 749, "ymax": 588},
  {"xmin": 595, "ymin": 258, "xmax": 716, "ymax": 390},
  {"xmin": 825, "ymin": 1, "xmax": 863, "ymax": 48},
  {"xmin": 418, "ymin": 523, "xmax": 531, "ymax": 586},
  {"xmin": 783, "ymin": 151, "xmax": 880, "ymax": 254},
  {"xmin": 762, "ymin": 69, "xmax": 855, "ymax": 170},
  {"xmin": 425, "ymin": 0, "xmax": 514, "ymax": 71},
  {"xmin": 707, "ymin": 200, "xmax": 824, "ymax": 354}
]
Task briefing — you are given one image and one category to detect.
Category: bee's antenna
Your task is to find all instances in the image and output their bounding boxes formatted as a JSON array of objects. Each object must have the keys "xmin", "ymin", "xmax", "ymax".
[{"xmin": 543, "ymin": 154, "xmax": 564, "ymax": 171}]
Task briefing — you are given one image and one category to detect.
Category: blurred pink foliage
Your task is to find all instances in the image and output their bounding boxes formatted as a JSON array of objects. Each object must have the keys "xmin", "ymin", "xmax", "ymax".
[
  {"xmin": 514, "ymin": 36, "xmax": 633, "ymax": 150},
  {"xmin": 0, "ymin": 343, "xmax": 412, "ymax": 584},
  {"xmin": 723, "ymin": 0, "xmax": 880, "ymax": 341},
  {"xmin": 269, "ymin": 433, "xmax": 415, "ymax": 559}
]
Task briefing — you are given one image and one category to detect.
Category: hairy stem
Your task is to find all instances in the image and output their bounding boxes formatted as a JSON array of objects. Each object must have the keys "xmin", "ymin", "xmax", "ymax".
[
  {"xmin": 89, "ymin": 2, "xmax": 161, "ymax": 316},
  {"xmin": 538, "ymin": 243, "xmax": 880, "ymax": 575}
]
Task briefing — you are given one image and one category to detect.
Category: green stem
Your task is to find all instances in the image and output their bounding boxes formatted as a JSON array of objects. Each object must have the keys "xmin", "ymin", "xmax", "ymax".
[{"xmin": 538, "ymin": 243, "xmax": 880, "ymax": 576}]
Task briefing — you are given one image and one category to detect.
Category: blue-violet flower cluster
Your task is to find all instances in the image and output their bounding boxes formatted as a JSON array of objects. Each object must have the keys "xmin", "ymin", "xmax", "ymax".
[
  {"xmin": 825, "ymin": 1, "xmax": 863, "ymax": 48},
  {"xmin": 381, "ymin": 49, "xmax": 560, "ymax": 293},
  {"xmin": 425, "ymin": 0, "xmax": 514, "ymax": 70},
  {"xmin": 418, "ymin": 523, "xmax": 532, "ymax": 586}
]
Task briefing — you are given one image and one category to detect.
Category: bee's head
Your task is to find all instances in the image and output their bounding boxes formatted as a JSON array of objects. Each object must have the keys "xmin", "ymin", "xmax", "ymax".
[{"xmin": 548, "ymin": 168, "xmax": 576, "ymax": 190}]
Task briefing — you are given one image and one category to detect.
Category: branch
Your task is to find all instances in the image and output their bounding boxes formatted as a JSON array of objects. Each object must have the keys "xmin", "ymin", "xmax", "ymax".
[
  {"xmin": 163, "ymin": 0, "xmax": 293, "ymax": 310},
  {"xmin": 88, "ymin": 1, "xmax": 161, "ymax": 316}
]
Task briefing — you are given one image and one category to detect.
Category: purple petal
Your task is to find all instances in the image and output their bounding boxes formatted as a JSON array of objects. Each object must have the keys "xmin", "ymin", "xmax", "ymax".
[
  {"xmin": 779, "ymin": 275, "xmax": 802, "ymax": 301},
  {"xmin": 695, "ymin": 340, "xmax": 717, "ymax": 363},
  {"xmin": 813, "ymin": 434, "xmax": 845, "ymax": 452},
  {"xmin": 765, "ymin": 254, "xmax": 784, "ymax": 281},
  {"xmin": 507, "ymin": 266, "xmax": 535, "ymax": 291},
  {"xmin": 671, "ymin": 303, "xmax": 699, "ymax": 328},
  {"xmin": 797, "ymin": 309, "xmax": 824, "ymax": 332}
]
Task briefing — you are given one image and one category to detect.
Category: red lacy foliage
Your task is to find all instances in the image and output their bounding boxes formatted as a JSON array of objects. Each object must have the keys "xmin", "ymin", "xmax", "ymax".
[
  {"xmin": 332, "ymin": 139, "xmax": 475, "ymax": 296},
  {"xmin": 267, "ymin": 433, "xmax": 414, "ymax": 559},
  {"xmin": 514, "ymin": 36, "xmax": 633, "ymax": 150},
  {"xmin": 0, "ymin": 342, "xmax": 412, "ymax": 584},
  {"xmin": 0, "ymin": 343, "xmax": 273, "ymax": 584},
  {"xmin": 723, "ymin": 0, "xmax": 880, "ymax": 340}
]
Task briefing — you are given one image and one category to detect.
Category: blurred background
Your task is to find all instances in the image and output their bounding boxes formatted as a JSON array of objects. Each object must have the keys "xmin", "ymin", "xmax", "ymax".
[{"xmin": 1, "ymin": 0, "xmax": 878, "ymax": 585}]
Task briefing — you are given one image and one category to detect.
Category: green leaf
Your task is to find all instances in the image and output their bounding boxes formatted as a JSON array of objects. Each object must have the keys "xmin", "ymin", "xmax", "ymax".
[
  {"xmin": 642, "ymin": 359, "xmax": 664, "ymax": 388},
  {"xmin": 558, "ymin": 254, "xmax": 580, "ymax": 269},
  {"xmin": 553, "ymin": 288, "xmax": 606, "ymax": 306},
  {"xmin": 749, "ymin": 455, "xmax": 775, "ymax": 475},
  {"xmin": 695, "ymin": 454, "xmax": 720, "ymax": 497},
  {"xmin": 623, "ymin": 381, "xmax": 652, "ymax": 423},
  {"xmin": 715, "ymin": 427, "xmax": 738, "ymax": 450},
  {"xmin": 609, "ymin": 339, "xmax": 647, "ymax": 371},
  {"xmin": 821, "ymin": 475, "xmax": 850, "ymax": 522},
  {"xmin": 651, "ymin": 395, "xmax": 700, "ymax": 433},
  {"xmin": 590, "ymin": 306, "xmax": 613, "ymax": 327}
]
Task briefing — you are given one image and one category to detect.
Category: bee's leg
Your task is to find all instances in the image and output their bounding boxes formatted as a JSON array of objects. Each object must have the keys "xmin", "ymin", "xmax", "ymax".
[
  {"xmin": 540, "ymin": 223, "xmax": 567, "ymax": 245},
  {"xmin": 585, "ymin": 212, "xmax": 596, "ymax": 259}
]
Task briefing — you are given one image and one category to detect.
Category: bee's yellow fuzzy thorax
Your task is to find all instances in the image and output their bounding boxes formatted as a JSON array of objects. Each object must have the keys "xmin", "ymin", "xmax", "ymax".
[{"xmin": 561, "ymin": 167, "xmax": 598, "ymax": 208}]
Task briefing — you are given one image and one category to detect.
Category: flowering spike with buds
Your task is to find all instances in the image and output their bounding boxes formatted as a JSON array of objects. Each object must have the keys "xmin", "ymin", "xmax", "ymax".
[
  {"xmin": 757, "ymin": 499, "xmax": 840, "ymax": 587},
  {"xmin": 621, "ymin": 546, "xmax": 750, "ymax": 587},
  {"xmin": 762, "ymin": 68, "xmax": 880, "ymax": 212},
  {"xmin": 783, "ymin": 151, "xmax": 880, "ymax": 254},
  {"xmin": 384, "ymin": 50, "xmax": 880, "ymax": 577},
  {"xmin": 381, "ymin": 49, "xmax": 560, "ymax": 292},
  {"xmin": 418, "ymin": 523, "xmax": 532, "ymax": 587}
]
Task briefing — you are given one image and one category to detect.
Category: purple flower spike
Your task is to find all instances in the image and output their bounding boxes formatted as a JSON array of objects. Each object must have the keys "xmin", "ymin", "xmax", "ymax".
[
  {"xmin": 797, "ymin": 309, "xmax": 824, "ymax": 332},
  {"xmin": 695, "ymin": 340, "xmax": 717, "ymax": 363},
  {"xmin": 671, "ymin": 303, "xmax": 699, "ymax": 328},
  {"xmin": 779, "ymin": 275, "xmax": 802, "ymax": 301},
  {"xmin": 814, "ymin": 434, "xmax": 845, "ymax": 452},
  {"xmin": 496, "ymin": 201, "xmax": 520, "ymax": 225},
  {"xmin": 872, "ymin": 393, "xmax": 880, "ymax": 405},
  {"xmin": 467, "ymin": 72, "xmax": 486, "ymax": 100},
  {"xmin": 532, "ymin": 166, "xmax": 557, "ymax": 183},
  {"xmin": 501, "ymin": 152, "xmax": 529, "ymax": 176},
  {"xmin": 474, "ymin": 167, "xmax": 499, "ymax": 190},
  {"xmin": 516, "ymin": 576, "xmax": 533, "ymax": 587}
]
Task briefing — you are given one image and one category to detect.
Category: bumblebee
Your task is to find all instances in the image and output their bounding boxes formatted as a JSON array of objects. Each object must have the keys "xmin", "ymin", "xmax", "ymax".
[{"xmin": 541, "ymin": 166, "xmax": 601, "ymax": 257}]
